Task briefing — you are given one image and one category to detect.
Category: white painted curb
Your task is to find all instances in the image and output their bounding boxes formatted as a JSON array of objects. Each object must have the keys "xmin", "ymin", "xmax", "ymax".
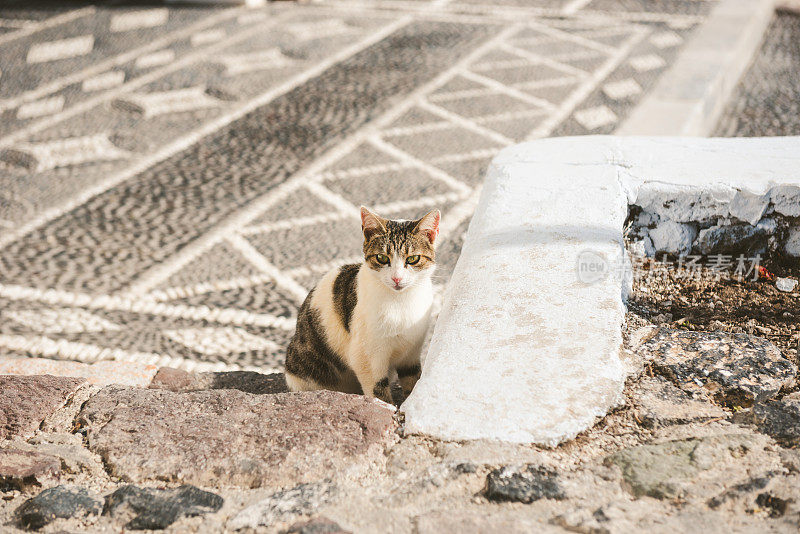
[
  {"xmin": 619, "ymin": 0, "xmax": 776, "ymax": 136},
  {"xmin": 402, "ymin": 136, "xmax": 800, "ymax": 445}
]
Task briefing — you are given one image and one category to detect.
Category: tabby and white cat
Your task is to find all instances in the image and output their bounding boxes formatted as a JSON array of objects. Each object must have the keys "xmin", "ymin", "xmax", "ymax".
[{"xmin": 284, "ymin": 206, "xmax": 440, "ymax": 403}]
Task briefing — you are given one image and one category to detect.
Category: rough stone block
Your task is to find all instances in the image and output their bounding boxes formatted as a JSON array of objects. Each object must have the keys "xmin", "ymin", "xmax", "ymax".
[
  {"xmin": 416, "ymin": 511, "xmax": 560, "ymax": 534},
  {"xmin": 733, "ymin": 397, "xmax": 800, "ymax": 448},
  {"xmin": 640, "ymin": 328, "xmax": 796, "ymax": 408},
  {"xmin": 14, "ymin": 485, "xmax": 102, "ymax": 530},
  {"xmin": 79, "ymin": 388, "xmax": 395, "ymax": 488},
  {"xmin": 630, "ymin": 376, "xmax": 726, "ymax": 428},
  {"xmin": 228, "ymin": 482, "xmax": 336, "ymax": 530},
  {"xmin": 402, "ymin": 142, "xmax": 629, "ymax": 444},
  {"xmin": 485, "ymin": 464, "xmax": 564, "ymax": 503},
  {"xmin": 103, "ymin": 484, "xmax": 224, "ymax": 530},
  {"xmin": 8, "ymin": 433, "xmax": 104, "ymax": 477},
  {"xmin": 0, "ymin": 375, "xmax": 85, "ymax": 440},
  {"xmin": 0, "ymin": 449, "xmax": 60, "ymax": 491},
  {"xmin": 606, "ymin": 433, "xmax": 769, "ymax": 500},
  {"xmin": 149, "ymin": 367, "xmax": 288, "ymax": 394}
]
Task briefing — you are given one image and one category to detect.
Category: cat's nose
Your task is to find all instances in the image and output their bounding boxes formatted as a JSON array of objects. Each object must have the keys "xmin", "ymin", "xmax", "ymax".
[{"xmin": 392, "ymin": 276, "xmax": 402, "ymax": 285}]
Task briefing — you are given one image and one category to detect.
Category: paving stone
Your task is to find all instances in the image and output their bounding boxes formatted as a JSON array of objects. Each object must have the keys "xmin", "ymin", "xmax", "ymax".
[
  {"xmin": 478, "ymin": 116, "xmax": 543, "ymax": 142},
  {"xmin": 557, "ymin": 502, "xmax": 777, "ymax": 534},
  {"xmin": 103, "ymin": 484, "xmax": 224, "ymax": 530},
  {"xmin": 481, "ymin": 63, "xmax": 570, "ymax": 87},
  {"xmin": 6, "ymin": 307, "xmax": 122, "ymax": 334},
  {"xmin": 0, "ymin": 449, "xmax": 60, "ymax": 492},
  {"xmin": 639, "ymin": 328, "xmax": 797, "ymax": 408},
  {"xmin": 779, "ymin": 448, "xmax": 800, "ymax": 473},
  {"xmin": 8, "ymin": 433, "xmax": 104, "ymax": 478},
  {"xmin": 630, "ymin": 375, "xmax": 726, "ymax": 429},
  {"xmin": 416, "ymin": 511, "xmax": 559, "ymax": 534},
  {"xmin": 228, "ymin": 482, "xmax": 336, "ymax": 530},
  {"xmin": 0, "ymin": 357, "xmax": 157, "ymax": 387},
  {"xmin": 78, "ymin": 388, "xmax": 396, "ymax": 488},
  {"xmin": 325, "ymin": 143, "xmax": 399, "ymax": 172},
  {"xmin": 733, "ymin": 397, "xmax": 800, "ymax": 448},
  {"xmin": 430, "ymin": 157, "xmax": 494, "ymax": 188},
  {"xmin": 706, "ymin": 473, "xmax": 777, "ymax": 510},
  {"xmin": 485, "ymin": 465, "xmax": 565, "ymax": 503},
  {"xmin": 606, "ymin": 433, "xmax": 770, "ymax": 500},
  {"xmin": 149, "ymin": 367, "xmax": 288, "ymax": 394},
  {"xmin": 430, "ymin": 74, "xmax": 487, "ymax": 94},
  {"xmin": 436, "ymin": 92, "xmax": 534, "ymax": 119},
  {"xmin": 0, "ymin": 375, "xmax": 85, "ymax": 440},
  {"xmin": 15, "ymin": 485, "xmax": 102, "ymax": 530},
  {"xmin": 284, "ymin": 517, "xmax": 352, "ymax": 534}
]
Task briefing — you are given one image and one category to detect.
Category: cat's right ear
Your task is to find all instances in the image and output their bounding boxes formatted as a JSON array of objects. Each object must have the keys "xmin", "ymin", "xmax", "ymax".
[{"xmin": 360, "ymin": 206, "xmax": 386, "ymax": 241}]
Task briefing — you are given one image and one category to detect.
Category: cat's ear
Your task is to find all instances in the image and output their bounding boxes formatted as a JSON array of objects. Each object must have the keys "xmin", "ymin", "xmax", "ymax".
[
  {"xmin": 415, "ymin": 209, "xmax": 440, "ymax": 245},
  {"xmin": 360, "ymin": 206, "xmax": 386, "ymax": 241}
]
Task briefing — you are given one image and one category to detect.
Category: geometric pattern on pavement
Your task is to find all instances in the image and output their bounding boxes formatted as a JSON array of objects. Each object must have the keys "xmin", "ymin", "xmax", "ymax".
[{"xmin": 0, "ymin": 0, "xmax": 702, "ymax": 372}]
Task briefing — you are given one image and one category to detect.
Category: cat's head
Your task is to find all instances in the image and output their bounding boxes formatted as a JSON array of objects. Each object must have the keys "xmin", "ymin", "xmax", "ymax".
[{"xmin": 360, "ymin": 206, "xmax": 440, "ymax": 292}]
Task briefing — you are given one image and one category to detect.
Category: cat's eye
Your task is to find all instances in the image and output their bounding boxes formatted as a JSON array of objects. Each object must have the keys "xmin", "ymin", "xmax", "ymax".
[
  {"xmin": 406, "ymin": 255, "xmax": 420, "ymax": 265},
  {"xmin": 375, "ymin": 254, "xmax": 390, "ymax": 265}
]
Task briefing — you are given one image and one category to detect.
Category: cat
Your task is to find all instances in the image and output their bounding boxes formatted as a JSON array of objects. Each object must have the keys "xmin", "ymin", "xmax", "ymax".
[{"xmin": 284, "ymin": 206, "xmax": 440, "ymax": 404}]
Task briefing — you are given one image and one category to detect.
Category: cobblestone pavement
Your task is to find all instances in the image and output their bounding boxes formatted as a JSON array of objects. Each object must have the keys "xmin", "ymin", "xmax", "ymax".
[
  {"xmin": 0, "ymin": 0, "xmax": 715, "ymax": 372},
  {"xmin": 714, "ymin": 8, "xmax": 800, "ymax": 137}
]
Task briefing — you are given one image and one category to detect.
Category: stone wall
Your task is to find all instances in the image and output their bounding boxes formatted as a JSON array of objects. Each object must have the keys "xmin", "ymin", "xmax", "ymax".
[{"xmin": 627, "ymin": 199, "xmax": 800, "ymax": 258}]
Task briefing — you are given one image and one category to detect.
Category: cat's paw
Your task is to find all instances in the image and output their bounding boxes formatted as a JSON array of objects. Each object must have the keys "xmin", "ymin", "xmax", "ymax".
[
  {"xmin": 372, "ymin": 377, "xmax": 394, "ymax": 405},
  {"xmin": 390, "ymin": 381, "xmax": 405, "ymax": 406},
  {"xmin": 398, "ymin": 364, "xmax": 421, "ymax": 397}
]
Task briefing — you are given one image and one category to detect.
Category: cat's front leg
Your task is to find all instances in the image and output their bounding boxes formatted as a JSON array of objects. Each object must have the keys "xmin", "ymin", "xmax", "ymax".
[
  {"xmin": 392, "ymin": 336, "xmax": 425, "ymax": 398},
  {"xmin": 348, "ymin": 339, "xmax": 392, "ymax": 403}
]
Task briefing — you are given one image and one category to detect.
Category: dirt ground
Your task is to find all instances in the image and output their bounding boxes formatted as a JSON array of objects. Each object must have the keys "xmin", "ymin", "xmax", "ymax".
[{"xmin": 627, "ymin": 252, "xmax": 800, "ymax": 372}]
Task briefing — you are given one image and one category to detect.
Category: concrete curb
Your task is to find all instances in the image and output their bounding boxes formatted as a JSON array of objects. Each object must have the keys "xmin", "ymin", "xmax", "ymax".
[
  {"xmin": 618, "ymin": 0, "xmax": 776, "ymax": 136},
  {"xmin": 402, "ymin": 136, "xmax": 800, "ymax": 445}
]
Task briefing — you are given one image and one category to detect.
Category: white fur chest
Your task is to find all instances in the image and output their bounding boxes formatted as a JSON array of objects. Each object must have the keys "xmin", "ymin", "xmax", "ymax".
[{"xmin": 358, "ymin": 271, "xmax": 433, "ymax": 342}]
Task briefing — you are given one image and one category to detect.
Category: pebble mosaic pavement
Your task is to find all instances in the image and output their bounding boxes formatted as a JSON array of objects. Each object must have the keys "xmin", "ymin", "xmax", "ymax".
[
  {"xmin": 714, "ymin": 9, "xmax": 800, "ymax": 138},
  {"xmin": 0, "ymin": 0, "xmax": 716, "ymax": 372}
]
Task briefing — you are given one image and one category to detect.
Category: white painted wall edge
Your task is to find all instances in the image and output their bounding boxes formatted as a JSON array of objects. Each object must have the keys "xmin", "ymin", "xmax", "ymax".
[
  {"xmin": 494, "ymin": 136, "xmax": 800, "ymax": 196},
  {"xmin": 618, "ymin": 0, "xmax": 776, "ymax": 136},
  {"xmin": 402, "ymin": 136, "xmax": 800, "ymax": 445}
]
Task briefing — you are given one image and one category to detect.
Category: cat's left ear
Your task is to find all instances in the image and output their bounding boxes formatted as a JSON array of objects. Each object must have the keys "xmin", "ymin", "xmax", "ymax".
[
  {"xmin": 415, "ymin": 209, "xmax": 440, "ymax": 245},
  {"xmin": 361, "ymin": 206, "xmax": 387, "ymax": 241}
]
